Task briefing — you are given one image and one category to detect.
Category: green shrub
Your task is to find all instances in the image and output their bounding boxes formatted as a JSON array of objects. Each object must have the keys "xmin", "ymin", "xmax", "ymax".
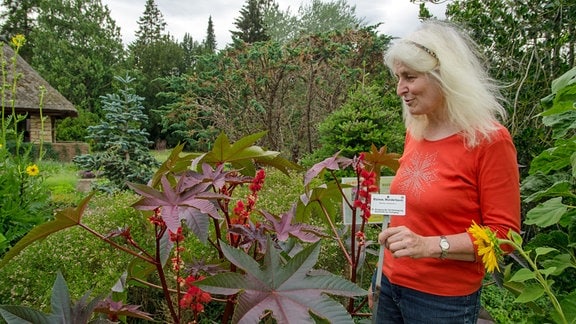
[
  {"xmin": 55, "ymin": 110, "xmax": 100, "ymax": 142},
  {"xmin": 300, "ymin": 84, "xmax": 404, "ymax": 168}
]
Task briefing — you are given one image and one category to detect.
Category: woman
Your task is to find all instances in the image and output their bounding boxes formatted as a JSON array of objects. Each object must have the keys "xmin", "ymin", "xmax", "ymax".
[{"xmin": 371, "ymin": 21, "xmax": 521, "ymax": 323}]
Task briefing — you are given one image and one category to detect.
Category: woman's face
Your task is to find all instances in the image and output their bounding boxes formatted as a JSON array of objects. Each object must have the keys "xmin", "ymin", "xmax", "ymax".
[{"xmin": 393, "ymin": 62, "xmax": 445, "ymax": 119}]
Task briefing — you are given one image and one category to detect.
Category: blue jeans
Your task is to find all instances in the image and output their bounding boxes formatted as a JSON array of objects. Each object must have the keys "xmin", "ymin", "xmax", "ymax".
[{"xmin": 372, "ymin": 274, "xmax": 481, "ymax": 323}]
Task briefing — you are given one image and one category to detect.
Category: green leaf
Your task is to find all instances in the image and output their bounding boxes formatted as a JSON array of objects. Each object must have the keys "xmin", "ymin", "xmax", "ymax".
[
  {"xmin": 508, "ymin": 230, "xmax": 523, "ymax": 246},
  {"xmin": 572, "ymin": 151, "xmax": 576, "ymax": 179},
  {"xmin": 149, "ymin": 143, "xmax": 191, "ymax": 187},
  {"xmin": 535, "ymin": 247, "xmax": 558, "ymax": 257},
  {"xmin": 550, "ymin": 67, "xmax": 576, "ymax": 94},
  {"xmin": 529, "ymin": 140, "xmax": 576, "ymax": 175},
  {"xmin": 542, "ymin": 254, "xmax": 576, "ymax": 276},
  {"xmin": 502, "ymin": 281, "xmax": 544, "ymax": 314},
  {"xmin": 126, "ymin": 258, "xmax": 158, "ymax": 289},
  {"xmin": 557, "ymin": 291, "xmax": 576, "ymax": 324},
  {"xmin": 509, "ymin": 268, "xmax": 536, "ymax": 283},
  {"xmin": 525, "ymin": 197, "xmax": 568, "ymax": 228},
  {"xmin": 542, "ymin": 111, "xmax": 576, "ymax": 139},
  {"xmin": 196, "ymin": 238, "xmax": 366, "ymax": 324},
  {"xmin": 296, "ymin": 182, "xmax": 343, "ymax": 224},
  {"xmin": 0, "ymin": 194, "xmax": 93, "ymax": 269},
  {"xmin": 538, "ymin": 267, "xmax": 557, "ymax": 278},
  {"xmin": 514, "ymin": 285, "xmax": 545, "ymax": 303},
  {"xmin": 523, "ymin": 180, "xmax": 575, "ymax": 203},
  {"xmin": 197, "ymin": 132, "xmax": 302, "ymax": 176},
  {"xmin": 540, "ymin": 66, "xmax": 576, "ymax": 109},
  {"xmin": 204, "ymin": 131, "xmax": 273, "ymax": 163}
]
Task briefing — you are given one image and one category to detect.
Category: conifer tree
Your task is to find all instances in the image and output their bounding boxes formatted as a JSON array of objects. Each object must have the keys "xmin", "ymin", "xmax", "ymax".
[
  {"xmin": 74, "ymin": 75, "xmax": 158, "ymax": 189},
  {"xmin": 181, "ymin": 32, "xmax": 202, "ymax": 70},
  {"xmin": 231, "ymin": 0, "xmax": 271, "ymax": 43},
  {"xmin": 127, "ymin": 0, "xmax": 186, "ymax": 143},
  {"xmin": 132, "ymin": 0, "xmax": 167, "ymax": 46},
  {"xmin": 203, "ymin": 16, "xmax": 217, "ymax": 53}
]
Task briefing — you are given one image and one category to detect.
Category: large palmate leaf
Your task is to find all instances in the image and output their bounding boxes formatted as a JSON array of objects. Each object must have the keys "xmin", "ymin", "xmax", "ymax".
[
  {"xmin": 129, "ymin": 174, "xmax": 225, "ymax": 234},
  {"xmin": 261, "ymin": 205, "xmax": 326, "ymax": 243},
  {"xmin": 193, "ymin": 131, "xmax": 302, "ymax": 176},
  {"xmin": 196, "ymin": 238, "xmax": 366, "ymax": 324},
  {"xmin": 0, "ymin": 194, "xmax": 93, "ymax": 269},
  {"xmin": 304, "ymin": 152, "xmax": 353, "ymax": 187},
  {"xmin": 149, "ymin": 143, "xmax": 195, "ymax": 187},
  {"xmin": 363, "ymin": 144, "xmax": 400, "ymax": 177}
]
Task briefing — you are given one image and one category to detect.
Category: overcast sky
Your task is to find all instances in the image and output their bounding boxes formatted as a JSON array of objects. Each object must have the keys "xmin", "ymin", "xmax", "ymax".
[{"xmin": 100, "ymin": 0, "xmax": 447, "ymax": 49}]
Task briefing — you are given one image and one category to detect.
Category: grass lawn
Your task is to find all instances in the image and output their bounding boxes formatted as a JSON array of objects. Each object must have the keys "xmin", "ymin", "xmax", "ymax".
[{"xmin": 42, "ymin": 150, "xmax": 174, "ymax": 196}]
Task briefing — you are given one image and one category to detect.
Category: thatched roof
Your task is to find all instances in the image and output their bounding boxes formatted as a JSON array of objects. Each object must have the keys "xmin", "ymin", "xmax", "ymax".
[{"xmin": 1, "ymin": 43, "xmax": 77, "ymax": 118}]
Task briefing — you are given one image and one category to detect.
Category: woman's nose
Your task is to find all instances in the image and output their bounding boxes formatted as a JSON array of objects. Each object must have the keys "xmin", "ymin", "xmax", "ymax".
[{"xmin": 397, "ymin": 81, "xmax": 407, "ymax": 96}]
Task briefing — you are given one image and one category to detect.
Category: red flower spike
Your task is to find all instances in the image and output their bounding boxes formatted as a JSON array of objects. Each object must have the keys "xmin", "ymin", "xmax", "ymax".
[
  {"xmin": 179, "ymin": 275, "xmax": 212, "ymax": 314},
  {"xmin": 249, "ymin": 169, "xmax": 266, "ymax": 193},
  {"xmin": 169, "ymin": 227, "xmax": 184, "ymax": 243}
]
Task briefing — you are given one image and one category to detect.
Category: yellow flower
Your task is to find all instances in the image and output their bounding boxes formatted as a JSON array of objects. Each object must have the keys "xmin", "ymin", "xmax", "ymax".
[
  {"xmin": 468, "ymin": 221, "xmax": 503, "ymax": 273},
  {"xmin": 26, "ymin": 164, "xmax": 39, "ymax": 176},
  {"xmin": 10, "ymin": 34, "xmax": 26, "ymax": 49}
]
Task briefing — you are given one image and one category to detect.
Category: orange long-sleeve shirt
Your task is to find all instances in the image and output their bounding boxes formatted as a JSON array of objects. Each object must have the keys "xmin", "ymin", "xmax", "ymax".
[{"xmin": 383, "ymin": 125, "xmax": 520, "ymax": 296}]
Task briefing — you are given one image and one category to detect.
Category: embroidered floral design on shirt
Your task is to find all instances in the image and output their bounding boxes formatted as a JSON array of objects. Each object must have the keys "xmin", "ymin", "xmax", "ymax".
[{"xmin": 397, "ymin": 151, "xmax": 438, "ymax": 201}]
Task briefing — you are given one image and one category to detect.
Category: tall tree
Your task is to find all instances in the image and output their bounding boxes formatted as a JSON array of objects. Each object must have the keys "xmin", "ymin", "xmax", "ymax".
[
  {"xmin": 30, "ymin": 0, "xmax": 124, "ymax": 113},
  {"xmin": 261, "ymin": 0, "xmax": 297, "ymax": 43},
  {"xmin": 181, "ymin": 32, "xmax": 202, "ymax": 71},
  {"xmin": 231, "ymin": 0, "xmax": 271, "ymax": 43},
  {"xmin": 129, "ymin": 0, "xmax": 168, "ymax": 70},
  {"xmin": 128, "ymin": 0, "xmax": 187, "ymax": 145},
  {"xmin": 0, "ymin": 0, "xmax": 40, "ymax": 60},
  {"xmin": 263, "ymin": 0, "xmax": 366, "ymax": 43},
  {"xmin": 203, "ymin": 15, "xmax": 217, "ymax": 53},
  {"xmin": 297, "ymin": 0, "xmax": 364, "ymax": 36},
  {"xmin": 132, "ymin": 0, "xmax": 167, "ymax": 46}
]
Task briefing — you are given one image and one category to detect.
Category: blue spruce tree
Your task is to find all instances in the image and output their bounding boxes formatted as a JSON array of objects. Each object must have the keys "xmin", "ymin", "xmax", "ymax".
[{"xmin": 74, "ymin": 75, "xmax": 159, "ymax": 189}]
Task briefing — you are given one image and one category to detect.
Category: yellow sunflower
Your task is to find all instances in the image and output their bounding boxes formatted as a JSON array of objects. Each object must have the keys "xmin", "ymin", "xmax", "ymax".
[
  {"xmin": 26, "ymin": 164, "xmax": 39, "ymax": 176},
  {"xmin": 468, "ymin": 221, "xmax": 503, "ymax": 273}
]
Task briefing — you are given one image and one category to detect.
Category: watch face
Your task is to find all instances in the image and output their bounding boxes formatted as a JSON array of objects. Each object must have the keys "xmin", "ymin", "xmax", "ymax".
[{"xmin": 440, "ymin": 239, "xmax": 449, "ymax": 250}]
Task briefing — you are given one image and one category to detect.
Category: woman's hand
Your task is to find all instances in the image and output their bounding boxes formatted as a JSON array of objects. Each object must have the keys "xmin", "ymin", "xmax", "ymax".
[{"xmin": 378, "ymin": 226, "xmax": 434, "ymax": 258}]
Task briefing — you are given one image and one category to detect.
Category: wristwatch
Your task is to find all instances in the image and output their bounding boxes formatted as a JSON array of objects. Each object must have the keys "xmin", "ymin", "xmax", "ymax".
[{"xmin": 439, "ymin": 236, "xmax": 450, "ymax": 259}]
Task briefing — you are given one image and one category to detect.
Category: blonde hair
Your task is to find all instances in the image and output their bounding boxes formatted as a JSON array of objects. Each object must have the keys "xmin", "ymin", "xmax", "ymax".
[{"xmin": 384, "ymin": 20, "xmax": 507, "ymax": 148}]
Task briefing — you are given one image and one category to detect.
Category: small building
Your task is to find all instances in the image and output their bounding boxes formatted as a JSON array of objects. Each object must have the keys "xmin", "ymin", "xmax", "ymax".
[{"xmin": 2, "ymin": 43, "xmax": 78, "ymax": 143}]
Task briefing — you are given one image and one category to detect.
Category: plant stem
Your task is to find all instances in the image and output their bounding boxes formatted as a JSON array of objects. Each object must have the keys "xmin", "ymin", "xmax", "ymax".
[
  {"xmin": 77, "ymin": 223, "xmax": 155, "ymax": 263},
  {"xmin": 154, "ymin": 227, "xmax": 179, "ymax": 323},
  {"xmin": 502, "ymin": 239, "xmax": 567, "ymax": 324},
  {"xmin": 318, "ymin": 202, "xmax": 352, "ymax": 265}
]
